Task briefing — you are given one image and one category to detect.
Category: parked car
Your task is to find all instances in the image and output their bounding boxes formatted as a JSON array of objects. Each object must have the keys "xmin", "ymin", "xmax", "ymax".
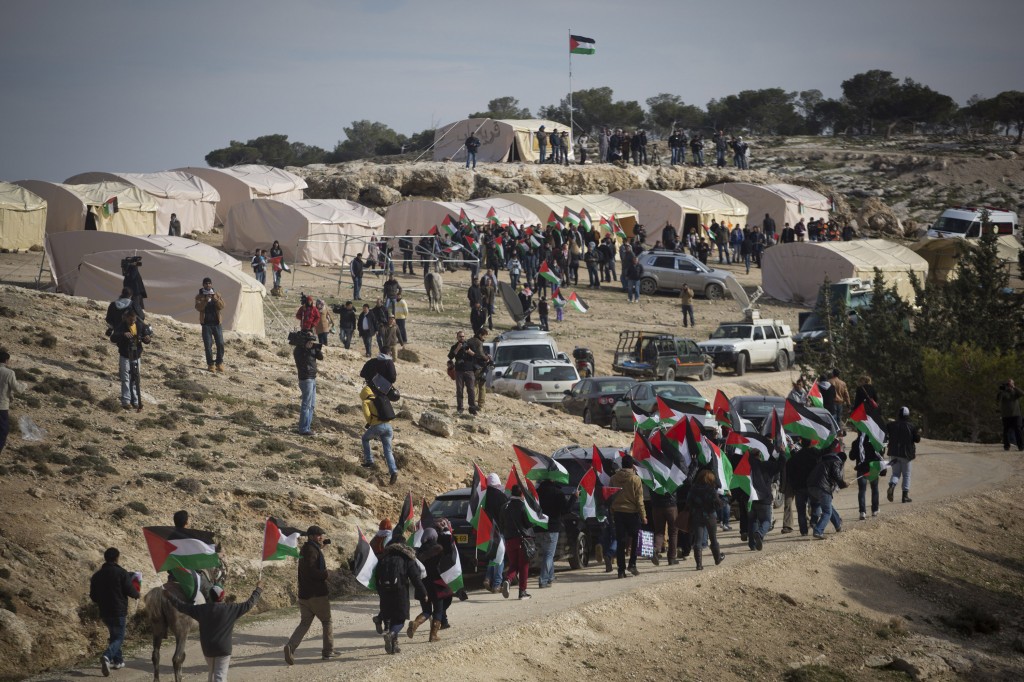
[
  {"xmin": 562, "ymin": 376, "xmax": 638, "ymax": 426},
  {"xmin": 485, "ymin": 329, "xmax": 567, "ymax": 387},
  {"xmin": 612, "ymin": 330, "xmax": 714, "ymax": 382},
  {"xmin": 428, "ymin": 488, "xmax": 482, "ymax": 573},
  {"xmin": 697, "ymin": 315, "xmax": 794, "ymax": 375},
  {"xmin": 609, "ymin": 380, "xmax": 717, "ymax": 435},
  {"xmin": 491, "ymin": 358, "xmax": 581, "ymax": 405},
  {"xmin": 636, "ymin": 249, "xmax": 736, "ymax": 299},
  {"xmin": 730, "ymin": 395, "xmax": 840, "ymax": 434}
]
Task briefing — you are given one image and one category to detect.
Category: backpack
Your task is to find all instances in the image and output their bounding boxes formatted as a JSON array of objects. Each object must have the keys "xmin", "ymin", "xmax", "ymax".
[
  {"xmin": 372, "ymin": 391, "xmax": 396, "ymax": 422},
  {"xmin": 375, "ymin": 552, "xmax": 407, "ymax": 592}
]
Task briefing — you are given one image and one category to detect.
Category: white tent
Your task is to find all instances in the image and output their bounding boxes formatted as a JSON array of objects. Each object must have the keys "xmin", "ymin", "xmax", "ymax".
[
  {"xmin": 74, "ymin": 249, "xmax": 266, "ymax": 336},
  {"xmin": 64, "ymin": 171, "xmax": 220, "ymax": 235},
  {"xmin": 611, "ymin": 188, "xmax": 748, "ymax": 234},
  {"xmin": 497, "ymin": 193, "xmax": 640, "ymax": 235},
  {"xmin": 225, "ymin": 199, "xmax": 384, "ymax": 266},
  {"xmin": 433, "ymin": 118, "xmax": 572, "ymax": 164},
  {"xmin": 710, "ymin": 182, "xmax": 831, "ymax": 228},
  {"xmin": 384, "ymin": 198, "xmax": 542, "ymax": 236},
  {"xmin": 173, "ymin": 165, "xmax": 307, "ymax": 225},
  {"xmin": 0, "ymin": 181, "xmax": 46, "ymax": 251},
  {"xmin": 13, "ymin": 180, "xmax": 158, "ymax": 236},
  {"xmin": 46, "ymin": 231, "xmax": 242, "ymax": 294},
  {"xmin": 909, "ymin": 236, "xmax": 1023, "ymax": 287},
  {"xmin": 762, "ymin": 239, "xmax": 928, "ymax": 304}
]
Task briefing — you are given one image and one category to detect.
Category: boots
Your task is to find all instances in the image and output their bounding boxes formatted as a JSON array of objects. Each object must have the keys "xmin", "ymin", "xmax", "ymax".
[
  {"xmin": 604, "ymin": 555, "xmax": 613, "ymax": 573},
  {"xmin": 429, "ymin": 619, "xmax": 442, "ymax": 642},
  {"xmin": 714, "ymin": 550, "xmax": 725, "ymax": 566},
  {"xmin": 887, "ymin": 484, "xmax": 895, "ymax": 502},
  {"xmin": 902, "ymin": 490, "xmax": 912, "ymax": 503},
  {"xmin": 407, "ymin": 613, "xmax": 428, "ymax": 638},
  {"xmin": 694, "ymin": 549, "xmax": 703, "ymax": 570}
]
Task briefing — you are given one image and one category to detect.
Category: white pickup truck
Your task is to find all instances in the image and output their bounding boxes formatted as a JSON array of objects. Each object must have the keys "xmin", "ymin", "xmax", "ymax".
[{"xmin": 698, "ymin": 313, "xmax": 795, "ymax": 376}]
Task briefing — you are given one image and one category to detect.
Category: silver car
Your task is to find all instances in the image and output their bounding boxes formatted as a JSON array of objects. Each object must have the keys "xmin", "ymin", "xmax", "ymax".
[{"xmin": 637, "ymin": 250, "xmax": 734, "ymax": 300}]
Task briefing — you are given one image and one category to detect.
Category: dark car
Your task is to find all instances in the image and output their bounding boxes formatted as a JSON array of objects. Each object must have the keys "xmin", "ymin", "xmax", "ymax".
[
  {"xmin": 610, "ymin": 380, "xmax": 716, "ymax": 434},
  {"xmin": 562, "ymin": 376, "xmax": 637, "ymax": 426},
  {"xmin": 428, "ymin": 488, "xmax": 481, "ymax": 572},
  {"xmin": 551, "ymin": 445, "xmax": 626, "ymax": 568}
]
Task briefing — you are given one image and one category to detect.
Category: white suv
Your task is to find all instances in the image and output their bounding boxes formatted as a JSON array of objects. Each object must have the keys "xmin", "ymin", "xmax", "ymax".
[{"xmin": 491, "ymin": 359, "xmax": 581, "ymax": 405}]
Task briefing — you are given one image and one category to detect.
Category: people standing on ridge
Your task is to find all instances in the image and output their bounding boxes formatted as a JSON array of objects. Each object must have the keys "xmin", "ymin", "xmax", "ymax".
[
  {"xmin": 536, "ymin": 125, "xmax": 548, "ymax": 164},
  {"xmin": 465, "ymin": 131, "xmax": 481, "ymax": 169}
]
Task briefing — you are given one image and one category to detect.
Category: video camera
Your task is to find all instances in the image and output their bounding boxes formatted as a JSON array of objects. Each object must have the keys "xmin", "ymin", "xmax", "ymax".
[
  {"xmin": 287, "ymin": 329, "xmax": 321, "ymax": 352},
  {"xmin": 121, "ymin": 255, "xmax": 143, "ymax": 273}
]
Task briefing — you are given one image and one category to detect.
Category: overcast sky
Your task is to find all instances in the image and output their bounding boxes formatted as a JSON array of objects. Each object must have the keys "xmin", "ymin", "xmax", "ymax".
[{"xmin": 2, "ymin": 0, "xmax": 1021, "ymax": 181}]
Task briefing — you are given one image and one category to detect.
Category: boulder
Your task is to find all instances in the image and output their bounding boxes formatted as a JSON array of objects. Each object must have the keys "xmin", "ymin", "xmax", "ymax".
[
  {"xmin": 418, "ymin": 411, "xmax": 453, "ymax": 438},
  {"xmin": 0, "ymin": 609, "xmax": 33, "ymax": 664},
  {"xmin": 857, "ymin": 197, "xmax": 905, "ymax": 237}
]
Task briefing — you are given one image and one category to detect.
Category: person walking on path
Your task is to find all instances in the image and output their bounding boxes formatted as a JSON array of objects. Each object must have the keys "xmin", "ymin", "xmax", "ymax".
[
  {"xmin": 165, "ymin": 581, "xmax": 262, "ymax": 681},
  {"xmin": 381, "ymin": 315, "xmax": 402, "ymax": 357},
  {"xmin": 851, "ymin": 431, "xmax": 883, "ymax": 519},
  {"xmin": 447, "ymin": 330, "xmax": 479, "ymax": 415},
  {"xmin": 284, "ymin": 526, "xmax": 339, "ymax": 664},
  {"xmin": 679, "ymin": 284, "xmax": 695, "ymax": 327},
  {"xmin": 748, "ymin": 451, "xmax": 782, "ymax": 550},
  {"xmin": 357, "ymin": 303, "xmax": 377, "ymax": 357},
  {"xmin": 314, "ymin": 299, "xmax": 333, "ymax": 347},
  {"xmin": 608, "ymin": 455, "xmax": 647, "ymax": 578},
  {"xmin": 886, "ymin": 407, "xmax": 921, "ymax": 503},
  {"xmin": 0, "ymin": 350, "xmax": 25, "ymax": 455},
  {"xmin": 338, "ymin": 301, "xmax": 356, "ymax": 350},
  {"xmin": 830, "ymin": 368, "xmax": 851, "ymax": 431},
  {"xmin": 375, "ymin": 534, "xmax": 426, "ymax": 655},
  {"xmin": 536, "ymin": 479, "xmax": 571, "ymax": 588},
  {"xmin": 499, "ymin": 485, "xmax": 535, "ymax": 600},
  {"xmin": 195, "ymin": 278, "xmax": 225, "ymax": 373},
  {"xmin": 394, "ymin": 293, "xmax": 409, "ymax": 344},
  {"xmin": 998, "ymin": 379, "xmax": 1023, "ymax": 451},
  {"xmin": 90, "ymin": 547, "xmax": 141, "ymax": 676},
  {"xmin": 649, "ymin": 488, "xmax": 678, "ymax": 566},
  {"xmin": 852, "ymin": 374, "xmax": 879, "ymax": 412},
  {"xmin": 482, "ymin": 473, "xmax": 508, "ymax": 592},
  {"xmin": 809, "ymin": 443, "xmax": 849, "ymax": 539},
  {"xmin": 685, "ymin": 469, "xmax": 726, "ymax": 570}
]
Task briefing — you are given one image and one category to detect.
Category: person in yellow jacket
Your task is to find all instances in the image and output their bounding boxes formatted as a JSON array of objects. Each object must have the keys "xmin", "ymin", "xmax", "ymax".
[
  {"xmin": 608, "ymin": 455, "xmax": 647, "ymax": 578},
  {"xmin": 361, "ymin": 384, "xmax": 398, "ymax": 485},
  {"xmin": 394, "ymin": 293, "xmax": 409, "ymax": 344}
]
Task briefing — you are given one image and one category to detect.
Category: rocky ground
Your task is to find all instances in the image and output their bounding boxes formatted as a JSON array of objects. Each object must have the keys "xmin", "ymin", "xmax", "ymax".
[{"xmin": 1, "ymin": 134, "xmax": 1023, "ymax": 680}]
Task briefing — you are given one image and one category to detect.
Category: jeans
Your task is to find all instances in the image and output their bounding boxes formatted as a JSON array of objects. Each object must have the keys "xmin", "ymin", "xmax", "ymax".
[
  {"xmin": 681, "ymin": 305, "xmax": 694, "ymax": 327},
  {"xmin": 718, "ymin": 243, "xmax": 729, "ymax": 263},
  {"xmin": 360, "ymin": 333, "xmax": 372, "ymax": 356},
  {"xmin": 718, "ymin": 497, "xmax": 731, "ymax": 526},
  {"xmin": 340, "ymin": 326, "xmax": 354, "ymax": 350},
  {"xmin": 536, "ymin": 531, "xmax": 558, "ymax": 586},
  {"xmin": 614, "ymin": 511, "xmax": 641, "ymax": 571},
  {"xmin": 486, "ymin": 558, "xmax": 504, "ymax": 590},
  {"xmin": 889, "ymin": 459, "xmax": 911, "ymax": 491},
  {"xmin": 539, "ymin": 145, "xmax": 547, "ymax": 164},
  {"xmin": 205, "ymin": 655, "xmax": 230, "ymax": 682},
  {"xmin": 858, "ymin": 477, "xmax": 879, "ymax": 514},
  {"xmin": 298, "ymin": 378, "xmax": 316, "ymax": 433},
  {"xmin": 587, "ymin": 264, "xmax": 600, "ymax": 287},
  {"xmin": 274, "ymin": 269, "xmax": 282, "ymax": 287},
  {"xmin": 601, "ymin": 521, "xmax": 617, "ymax": 559},
  {"xmin": 670, "ymin": 147, "xmax": 680, "ymax": 165},
  {"xmin": 811, "ymin": 490, "xmax": 841, "ymax": 536},
  {"xmin": 748, "ymin": 502, "xmax": 772, "ymax": 548},
  {"xmin": 743, "ymin": 253, "xmax": 751, "ymax": 274},
  {"xmin": 102, "ymin": 616, "xmax": 127, "ymax": 664},
  {"xmin": 362, "ymin": 422, "xmax": 396, "ymax": 474},
  {"xmin": 717, "ymin": 149, "xmax": 726, "ymax": 167},
  {"xmin": 201, "ymin": 323, "xmax": 224, "ymax": 366},
  {"xmin": 689, "ymin": 512, "xmax": 721, "ymax": 564},
  {"xmin": 255, "ymin": 271, "xmax": 266, "ymax": 285},
  {"xmin": 352, "ymin": 275, "xmax": 363, "ymax": 300},
  {"xmin": 118, "ymin": 356, "xmax": 140, "ymax": 407},
  {"xmin": 466, "ymin": 150, "xmax": 476, "ymax": 168},
  {"xmin": 626, "ymin": 279, "xmax": 640, "ymax": 302},
  {"xmin": 286, "ymin": 595, "xmax": 333, "ymax": 657},
  {"xmin": 317, "ymin": 332, "xmax": 329, "ymax": 346}
]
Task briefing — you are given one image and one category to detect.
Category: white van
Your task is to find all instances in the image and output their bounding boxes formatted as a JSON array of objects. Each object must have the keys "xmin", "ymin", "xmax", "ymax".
[
  {"xmin": 485, "ymin": 329, "xmax": 567, "ymax": 387},
  {"xmin": 927, "ymin": 207, "xmax": 1020, "ymax": 239}
]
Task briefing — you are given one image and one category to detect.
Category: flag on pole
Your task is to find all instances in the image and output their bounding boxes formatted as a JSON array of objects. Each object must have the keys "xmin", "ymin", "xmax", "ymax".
[
  {"xmin": 458, "ymin": 208, "xmax": 470, "ymax": 226},
  {"xmin": 410, "ymin": 499, "xmax": 436, "ymax": 547},
  {"xmin": 761, "ymin": 408, "xmax": 791, "ymax": 460},
  {"xmin": 352, "ymin": 526, "xmax": 378, "ymax": 589},
  {"xmin": 262, "ymin": 518, "xmax": 302, "ymax": 561},
  {"xmin": 507, "ymin": 221, "xmax": 519, "ymax": 239},
  {"xmin": 569, "ymin": 34, "xmax": 596, "ymax": 55},
  {"xmin": 808, "ymin": 382, "xmax": 824, "ymax": 408},
  {"xmin": 578, "ymin": 467, "xmax": 599, "ymax": 520},
  {"xmin": 578, "ymin": 208, "xmax": 593, "ymax": 233},
  {"xmin": 713, "ymin": 389, "xmax": 732, "ymax": 429},
  {"xmin": 494, "ymin": 236, "xmax": 505, "ymax": 262},
  {"xmin": 725, "ymin": 431, "xmax": 774, "ymax": 462},
  {"xmin": 860, "ymin": 459, "xmax": 891, "ymax": 481},
  {"xmin": 143, "ymin": 526, "xmax": 220, "ymax": 573},
  {"xmin": 102, "ymin": 197, "xmax": 119, "ymax": 217},
  {"xmin": 730, "ymin": 450, "xmax": 759, "ymax": 508},
  {"xmin": 439, "ymin": 536, "xmax": 464, "ymax": 592},
  {"xmin": 567, "ymin": 292, "xmax": 588, "ymax": 313},
  {"xmin": 539, "ymin": 261, "xmax": 561, "ymax": 287},
  {"xmin": 467, "ymin": 463, "xmax": 488, "ymax": 523},
  {"xmin": 850, "ymin": 400, "xmax": 886, "ymax": 452},
  {"xmin": 514, "ymin": 444, "xmax": 570, "ymax": 484},
  {"xmin": 563, "ymin": 207, "xmax": 581, "ymax": 228},
  {"xmin": 546, "ymin": 212, "xmax": 563, "ymax": 229},
  {"xmin": 503, "ymin": 466, "xmax": 549, "ymax": 528},
  {"xmin": 783, "ymin": 399, "xmax": 837, "ymax": 448},
  {"xmin": 486, "ymin": 206, "xmax": 499, "ymax": 226},
  {"xmin": 398, "ymin": 492, "xmax": 416, "ymax": 539},
  {"xmin": 441, "ymin": 214, "xmax": 458, "ymax": 237}
]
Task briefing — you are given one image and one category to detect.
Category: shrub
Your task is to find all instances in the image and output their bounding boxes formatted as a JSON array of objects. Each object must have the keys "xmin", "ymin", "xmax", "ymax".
[
  {"xmin": 940, "ymin": 605, "xmax": 1002, "ymax": 636},
  {"xmin": 174, "ymin": 478, "xmax": 202, "ymax": 493},
  {"xmin": 347, "ymin": 489, "xmax": 367, "ymax": 506},
  {"xmin": 257, "ymin": 437, "xmax": 288, "ymax": 454},
  {"xmin": 229, "ymin": 409, "xmax": 263, "ymax": 427},
  {"xmin": 97, "ymin": 397, "xmax": 122, "ymax": 413},
  {"xmin": 176, "ymin": 433, "xmax": 200, "ymax": 448},
  {"xmin": 126, "ymin": 501, "xmax": 150, "ymax": 514},
  {"xmin": 247, "ymin": 498, "xmax": 269, "ymax": 510},
  {"xmin": 61, "ymin": 416, "xmax": 89, "ymax": 431},
  {"xmin": 39, "ymin": 331, "xmax": 58, "ymax": 348},
  {"xmin": 184, "ymin": 453, "xmax": 212, "ymax": 471},
  {"xmin": 264, "ymin": 469, "xmax": 280, "ymax": 481},
  {"xmin": 31, "ymin": 376, "xmax": 92, "ymax": 400},
  {"xmin": 138, "ymin": 413, "xmax": 178, "ymax": 430},
  {"xmin": 111, "ymin": 506, "xmax": 129, "ymax": 521},
  {"xmin": 142, "ymin": 472, "xmax": 175, "ymax": 482},
  {"xmin": 209, "ymin": 432, "xmax": 228, "ymax": 444}
]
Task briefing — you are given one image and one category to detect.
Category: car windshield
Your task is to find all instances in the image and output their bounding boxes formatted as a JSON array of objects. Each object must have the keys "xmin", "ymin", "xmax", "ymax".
[
  {"xmin": 596, "ymin": 380, "xmax": 634, "ymax": 393},
  {"xmin": 653, "ymin": 383, "xmax": 700, "ymax": 399},
  {"xmin": 737, "ymin": 400, "xmax": 784, "ymax": 419},
  {"xmin": 712, "ymin": 324, "xmax": 751, "ymax": 339},
  {"xmin": 534, "ymin": 365, "xmax": 578, "ymax": 381},
  {"xmin": 429, "ymin": 497, "xmax": 468, "ymax": 519},
  {"xmin": 556, "ymin": 458, "xmax": 591, "ymax": 487},
  {"xmin": 494, "ymin": 344, "xmax": 555, "ymax": 365},
  {"xmin": 932, "ymin": 216, "xmax": 972, "ymax": 235}
]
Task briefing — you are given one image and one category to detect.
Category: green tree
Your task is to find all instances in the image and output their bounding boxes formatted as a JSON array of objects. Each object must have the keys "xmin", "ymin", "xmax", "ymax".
[
  {"xmin": 841, "ymin": 69, "xmax": 901, "ymax": 134},
  {"xmin": 972, "ymin": 90, "xmax": 1024, "ymax": 143},
  {"xmin": 467, "ymin": 96, "xmax": 532, "ymax": 120},
  {"xmin": 797, "ymin": 277, "xmax": 858, "ymax": 384},
  {"xmin": 204, "ymin": 134, "xmax": 327, "ymax": 168},
  {"xmin": 329, "ymin": 120, "xmax": 404, "ymax": 161},
  {"xmin": 886, "ymin": 79, "xmax": 958, "ymax": 135},
  {"xmin": 706, "ymin": 88, "xmax": 804, "ymax": 135},
  {"xmin": 644, "ymin": 93, "xmax": 706, "ymax": 137},
  {"xmin": 205, "ymin": 140, "xmax": 261, "ymax": 167},
  {"xmin": 810, "ymin": 99, "xmax": 856, "ymax": 136},
  {"xmin": 538, "ymin": 87, "xmax": 645, "ymax": 133}
]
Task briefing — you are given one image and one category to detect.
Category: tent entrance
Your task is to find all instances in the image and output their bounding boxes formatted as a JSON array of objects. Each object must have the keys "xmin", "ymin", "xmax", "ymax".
[{"xmin": 683, "ymin": 213, "xmax": 700, "ymax": 233}]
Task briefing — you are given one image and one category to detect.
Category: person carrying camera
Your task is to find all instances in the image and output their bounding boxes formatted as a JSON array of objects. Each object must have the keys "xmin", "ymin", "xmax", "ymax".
[
  {"xmin": 194, "ymin": 277, "xmax": 225, "ymax": 373},
  {"xmin": 110, "ymin": 309, "xmax": 151, "ymax": 411},
  {"xmin": 122, "ymin": 256, "xmax": 147, "ymax": 321},
  {"xmin": 447, "ymin": 330, "xmax": 478, "ymax": 415},
  {"xmin": 294, "ymin": 331, "xmax": 323, "ymax": 437}
]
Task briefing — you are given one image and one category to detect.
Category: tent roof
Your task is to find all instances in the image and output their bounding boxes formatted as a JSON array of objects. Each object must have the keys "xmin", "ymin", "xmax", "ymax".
[
  {"xmin": 275, "ymin": 199, "xmax": 384, "ymax": 228},
  {"xmin": 765, "ymin": 183, "xmax": 832, "ymax": 211},
  {"xmin": 497, "ymin": 193, "xmax": 639, "ymax": 222},
  {"xmin": 59, "ymin": 181, "xmax": 160, "ymax": 211},
  {"xmin": 209, "ymin": 165, "xmax": 307, "ymax": 194},
  {"xmin": 616, "ymin": 189, "xmax": 748, "ymax": 217},
  {"xmin": 0, "ymin": 181, "xmax": 46, "ymax": 211},
  {"xmin": 437, "ymin": 118, "xmax": 572, "ymax": 134},
  {"xmin": 776, "ymin": 239, "xmax": 926, "ymax": 269},
  {"xmin": 64, "ymin": 171, "xmax": 220, "ymax": 201}
]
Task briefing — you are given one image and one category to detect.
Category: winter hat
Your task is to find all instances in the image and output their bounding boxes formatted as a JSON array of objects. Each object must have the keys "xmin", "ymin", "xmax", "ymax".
[
  {"xmin": 621, "ymin": 455, "xmax": 636, "ymax": 469},
  {"xmin": 487, "ymin": 473, "xmax": 501, "ymax": 487},
  {"xmin": 210, "ymin": 585, "xmax": 225, "ymax": 602},
  {"xmin": 899, "ymin": 406, "xmax": 910, "ymax": 418}
]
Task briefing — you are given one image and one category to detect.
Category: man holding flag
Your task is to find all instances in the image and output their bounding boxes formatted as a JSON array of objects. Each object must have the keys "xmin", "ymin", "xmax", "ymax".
[
  {"xmin": 284, "ymin": 526, "xmax": 339, "ymax": 664},
  {"xmin": 851, "ymin": 431, "xmax": 886, "ymax": 519},
  {"xmin": 608, "ymin": 455, "xmax": 647, "ymax": 578},
  {"xmin": 90, "ymin": 547, "xmax": 141, "ymax": 676}
]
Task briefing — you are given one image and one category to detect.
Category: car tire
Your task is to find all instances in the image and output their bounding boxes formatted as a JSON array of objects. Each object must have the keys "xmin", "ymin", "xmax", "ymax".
[
  {"xmin": 567, "ymin": 532, "xmax": 589, "ymax": 570},
  {"xmin": 699, "ymin": 363, "xmax": 713, "ymax": 382},
  {"xmin": 705, "ymin": 283, "xmax": 724, "ymax": 300},
  {"xmin": 664, "ymin": 366, "xmax": 676, "ymax": 382},
  {"xmin": 774, "ymin": 350, "xmax": 789, "ymax": 372},
  {"xmin": 583, "ymin": 408, "xmax": 593, "ymax": 425},
  {"xmin": 735, "ymin": 352, "xmax": 747, "ymax": 376},
  {"xmin": 639, "ymin": 278, "xmax": 657, "ymax": 295}
]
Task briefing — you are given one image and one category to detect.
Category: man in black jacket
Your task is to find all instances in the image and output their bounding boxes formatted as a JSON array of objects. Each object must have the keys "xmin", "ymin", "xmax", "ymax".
[
  {"xmin": 809, "ymin": 443, "xmax": 848, "ymax": 539},
  {"xmin": 337, "ymin": 301, "xmax": 357, "ymax": 350},
  {"xmin": 357, "ymin": 303, "xmax": 376, "ymax": 357},
  {"xmin": 399, "ymin": 231, "xmax": 414, "ymax": 274},
  {"xmin": 110, "ymin": 309, "xmax": 151, "ymax": 411},
  {"xmin": 886, "ymin": 407, "xmax": 921, "ymax": 503},
  {"xmin": 293, "ymin": 331, "xmax": 324, "ymax": 437},
  {"xmin": 447, "ymin": 330, "xmax": 479, "ymax": 415},
  {"xmin": 536, "ymin": 480, "xmax": 570, "ymax": 588},
  {"xmin": 90, "ymin": 547, "xmax": 140, "ymax": 676},
  {"xmin": 285, "ymin": 526, "xmax": 338, "ymax": 664},
  {"xmin": 166, "ymin": 581, "xmax": 261, "ymax": 680},
  {"xmin": 350, "ymin": 254, "xmax": 365, "ymax": 300},
  {"xmin": 748, "ymin": 454, "xmax": 782, "ymax": 550}
]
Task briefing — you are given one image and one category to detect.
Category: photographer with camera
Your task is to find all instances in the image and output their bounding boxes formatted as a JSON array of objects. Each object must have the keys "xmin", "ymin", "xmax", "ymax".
[
  {"xmin": 104, "ymin": 287, "xmax": 143, "ymax": 337},
  {"xmin": 467, "ymin": 328, "xmax": 492, "ymax": 411},
  {"xmin": 295, "ymin": 294, "xmax": 320, "ymax": 333},
  {"xmin": 194, "ymin": 278, "xmax": 226, "ymax": 373},
  {"xmin": 121, "ymin": 256, "xmax": 147, "ymax": 322},
  {"xmin": 998, "ymin": 379, "xmax": 1024, "ymax": 451},
  {"xmin": 292, "ymin": 330, "xmax": 323, "ymax": 437},
  {"xmin": 110, "ymin": 309, "xmax": 151, "ymax": 411},
  {"xmin": 447, "ymin": 330, "xmax": 478, "ymax": 415}
]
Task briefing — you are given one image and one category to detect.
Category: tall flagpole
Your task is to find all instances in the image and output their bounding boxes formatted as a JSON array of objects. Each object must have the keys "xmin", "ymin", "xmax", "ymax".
[{"xmin": 568, "ymin": 28, "xmax": 573, "ymax": 136}]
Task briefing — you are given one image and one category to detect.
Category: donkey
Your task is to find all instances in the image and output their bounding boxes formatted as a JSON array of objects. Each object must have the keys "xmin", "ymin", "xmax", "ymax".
[
  {"xmin": 425, "ymin": 272, "xmax": 444, "ymax": 312},
  {"xmin": 143, "ymin": 565, "xmax": 225, "ymax": 682}
]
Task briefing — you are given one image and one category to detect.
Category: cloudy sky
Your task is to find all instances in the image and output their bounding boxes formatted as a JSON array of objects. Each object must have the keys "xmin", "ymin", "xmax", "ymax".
[{"xmin": 2, "ymin": 0, "xmax": 1021, "ymax": 181}]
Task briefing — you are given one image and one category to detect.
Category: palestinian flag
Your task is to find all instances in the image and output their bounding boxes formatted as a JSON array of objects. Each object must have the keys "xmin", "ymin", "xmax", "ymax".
[
  {"xmin": 701, "ymin": 430, "xmax": 733, "ymax": 491},
  {"xmin": 352, "ymin": 526, "xmax": 378, "ymax": 589},
  {"xmin": 714, "ymin": 389, "xmax": 732, "ymax": 429},
  {"xmin": 546, "ymin": 212, "xmax": 563, "ymax": 229},
  {"xmin": 704, "ymin": 224, "xmax": 717, "ymax": 242},
  {"xmin": 568, "ymin": 292, "xmax": 588, "ymax": 313},
  {"xmin": 471, "ymin": 493, "xmax": 493, "ymax": 551},
  {"xmin": 630, "ymin": 400, "xmax": 659, "ymax": 432},
  {"xmin": 427, "ymin": 225, "xmax": 438, "ymax": 236},
  {"xmin": 410, "ymin": 499, "xmax": 436, "ymax": 547},
  {"xmin": 563, "ymin": 207, "xmax": 581, "ymax": 228},
  {"xmin": 783, "ymin": 399, "xmax": 836, "ymax": 449},
  {"xmin": 808, "ymin": 382, "xmax": 824, "ymax": 408},
  {"xmin": 439, "ymin": 537, "xmax": 464, "ymax": 592},
  {"xmin": 486, "ymin": 206, "xmax": 499, "ymax": 226},
  {"xmin": 507, "ymin": 221, "xmax": 520, "ymax": 239},
  {"xmin": 658, "ymin": 429, "xmax": 692, "ymax": 481},
  {"xmin": 539, "ymin": 261, "xmax": 561, "ymax": 287},
  {"xmin": 569, "ymin": 34, "xmax": 596, "ymax": 55},
  {"xmin": 598, "ymin": 216, "xmax": 612, "ymax": 235},
  {"xmin": 761, "ymin": 408, "xmax": 791, "ymax": 460},
  {"xmin": 102, "ymin": 197, "xmax": 119, "ymax": 217},
  {"xmin": 143, "ymin": 526, "xmax": 220, "ymax": 573},
  {"xmin": 657, "ymin": 395, "xmax": 707, "ymax": 425},
  {"xmin": 611, "ymin": 214, "xmax": 628, "ymax": 241},
  {"xmin": 592, "ymin": 445, "xmax": 611, "ymax": 486},
  {"xmin": 578, "ymin": 467, "xmax": 599, "ymax": 520},
  {"xmin": 850, "ymin": 400, "xmax": 886, "ymax": 452},
  {"xmin": 441, "ymin": 214, "xmax": 458, "ymax": 237},
  {"xmin": 860, "ymin": 459, "xmax": 891, "ymax": 482},
  {"xmin": 632, "ymin": 430, "xmax": 685, "ymax": 494},
  {"xmin": 514, "ymin": 444, "xmax": 570, "ymax": 484},
  {"xmin": 494, "ymin": 236, "xmax": 505, "ymax": 261},
  {"xmin": 578, "ymin": 208, "xmax": 593, "ymax": 233},
  {"xmin": 730, "ymin": 450, "xmax": 759, "ymax": 508},
  {"xmin": 483, "ymin": 515, "xmax": 505, "ymax": 568},
  {"xmin": 503, "ymin": 466, "xmax": 549, "ymax": 528},
  {"xmin": 458, "ymin": 207, "xmax": 471, "ymax": 226},
  {"xmin": 726, "ymin": 431, "xmax": 774, "ymax": 462},
  {"xmin": 398, "ymin": 492, "xmax": 416, "ymax": 540},
  {"xmin": 466, "ymin": 463, "xmax": 488, "ymax": 523},
  {"xmin": 529, "ymin": 233, "xmax": 542, "ymax": 249},
  {"xmin": 465, "ymin": 235, "xmax": 479, "ymax": 252},
  {"xmin": 261, "ymin": 517, "xmax": 302, "ymax": 561}
]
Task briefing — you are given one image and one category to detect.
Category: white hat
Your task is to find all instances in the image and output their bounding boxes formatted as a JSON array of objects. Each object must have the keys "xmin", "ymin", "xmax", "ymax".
[
  {"xmin": 899, "ymin": 406, "xmax": 910, "ymax": 417},
  {"xmin": 486, "ymin": 473, "xmax": 501, "ymax": 487}
]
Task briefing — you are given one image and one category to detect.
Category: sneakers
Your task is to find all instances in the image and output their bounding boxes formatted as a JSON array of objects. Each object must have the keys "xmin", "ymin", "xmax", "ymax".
[
  {"xmin": 112, "ymin": 662, "xmax": 125, "ymax": 670},
  {"xmin": 518, "ymin": 592, "xmax": 532, "ymax": 600},
  {"xmin": 383, "ymin": 633, "xmax": 394, "ymax": 654},
  {"xmin": 651, "ymin": 551, "xmax": 661, "ymax": 566},
  {"xmin": 101, "ymin": 656, "xmax": 111, "ymax": 677},
  {"xmin": 283, "ymin": 645, "xmax": 294, "ymax": 666},
  {"xmin": 812, "ymin": 533, "xmax": 826, "ymax": 540},
  {"xmin": 871, "ymin": 511, "xmax": 879, "ymax": 517},
  {"xmin": 859, "ymin": 512, "xmax": 867, "ymax": 520},
  {"xmin": 723, "ymin": 524, "xmax": 732, "ymax": 531},
  {"xmin": 322, "ymin": 649, "xmax": 340, "ymax": 660},
  {"xmin": 500, "ymin": 579, "xmax": 510, "ymax": 599},
  {"xmin": 628, "ymin": 565, "xmax": 639, "ymax": 576},
  {"xmin": 372, "ymin": 615, "xmax": 383, "ymax": 634},
  {"xmin": 389, "ymin": 472, "xmax": 398, "ymax": 485},
  {"xmin": 887, "ymin": 484, "xmax": 895, "ymax": 502}
]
